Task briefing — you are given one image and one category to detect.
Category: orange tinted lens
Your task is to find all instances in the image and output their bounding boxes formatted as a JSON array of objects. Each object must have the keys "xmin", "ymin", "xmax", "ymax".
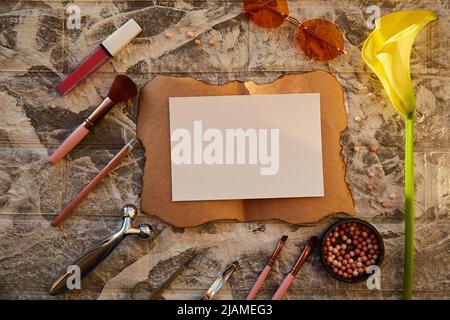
[
  {"xmin": 243, "ymin": 0, "xmax": 289, "ymax": 28},
  {"xmin": 295, "ymin": 19, "xmax": 345, "ymax": 61}
]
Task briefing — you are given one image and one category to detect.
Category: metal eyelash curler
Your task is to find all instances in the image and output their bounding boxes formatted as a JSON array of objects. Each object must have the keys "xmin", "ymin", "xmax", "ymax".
[{"xmin": 50, "ymin": 204, "xmax": 154, "ymax": 296}]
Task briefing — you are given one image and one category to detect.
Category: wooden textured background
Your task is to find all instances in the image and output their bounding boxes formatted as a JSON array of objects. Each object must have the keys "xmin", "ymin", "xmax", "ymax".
[{"xmin": 0, "ymin": 0, "xmax": 448, "ymax": 299}]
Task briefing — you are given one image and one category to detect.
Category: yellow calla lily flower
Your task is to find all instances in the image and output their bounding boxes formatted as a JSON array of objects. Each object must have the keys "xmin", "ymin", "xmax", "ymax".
[
  {"xmin": 361, "ymin": 10, "xmax": 438, "ymax": 300},
  {"xmin": 362, "ymin": 10, "xmax": 438, "ymax": 118}
]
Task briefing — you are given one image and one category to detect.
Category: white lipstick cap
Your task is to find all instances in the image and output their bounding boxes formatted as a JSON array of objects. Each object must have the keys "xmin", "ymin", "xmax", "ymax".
[{"xmin": 101, "ymin": 19, "xmax": 142, "ymax": 56}]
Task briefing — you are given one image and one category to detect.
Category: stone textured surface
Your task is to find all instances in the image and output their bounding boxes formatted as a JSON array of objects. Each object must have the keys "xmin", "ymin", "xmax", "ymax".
[{"xmin": 0, "ymin": 0, "xmax": 448, "ymax": 300}]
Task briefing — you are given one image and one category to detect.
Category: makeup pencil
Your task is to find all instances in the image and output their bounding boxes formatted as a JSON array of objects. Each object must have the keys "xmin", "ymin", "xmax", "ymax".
[
  {"xmin": 246, "ymin": 235, "xmax": 288, "ymax": 300},
  {"xmin": 56, "ymin": 19, "xmax": 141, "ymax": 95},
  {"xmin": 272, "ymin": 236, "xmax": 318, "ymax": 300},
  {"xmin": 51, "ymin": 138, "xmax": 139, "ymax": 226},
  {"xmin": 49, "ymin": 75, "xmax": 137, "ymax": 164}
]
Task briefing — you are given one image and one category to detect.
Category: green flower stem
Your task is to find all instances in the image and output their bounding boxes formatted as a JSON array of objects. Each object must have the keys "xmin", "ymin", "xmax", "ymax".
[{"xmin": 403, "ymin": 115, "xmax": 415, "ymax": 300}]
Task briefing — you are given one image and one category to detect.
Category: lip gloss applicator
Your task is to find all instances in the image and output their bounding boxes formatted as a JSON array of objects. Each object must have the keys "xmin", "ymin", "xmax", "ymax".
[
  {"xmin": 49, "ymin": 75, "xmax": 137, "ymax": 164},
  {"xmin": 56, "ymin": 19, "xmax": 141, "ymax": 95},
  {"xmin": 51, "ymin": 138, "xmax": 139, "ymax": 227}
]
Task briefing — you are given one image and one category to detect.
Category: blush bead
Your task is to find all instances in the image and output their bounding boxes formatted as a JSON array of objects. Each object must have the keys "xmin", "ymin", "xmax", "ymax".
[
  {"xmin": 322, "ymin": 221, "xmax": 383, "ymax": 281},
  {"xmin": 209, "ymin": 38, "xmax": 217, "ymax": 46}
]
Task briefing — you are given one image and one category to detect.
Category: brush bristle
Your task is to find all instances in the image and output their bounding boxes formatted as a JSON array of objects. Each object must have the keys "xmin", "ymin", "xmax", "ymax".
[
  {"xmin": 107, "ymin": 75, "xmax": 138, "ymax": 103},
  {"xmin": 308, "ymin": 236, "xmax": 318, "ymax": 249}
]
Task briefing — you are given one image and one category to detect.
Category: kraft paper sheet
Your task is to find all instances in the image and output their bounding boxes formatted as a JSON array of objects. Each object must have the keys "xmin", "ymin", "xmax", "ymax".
[{"xmin": 137, "ymin": 71, "xmax": 355, "ymax": 227}]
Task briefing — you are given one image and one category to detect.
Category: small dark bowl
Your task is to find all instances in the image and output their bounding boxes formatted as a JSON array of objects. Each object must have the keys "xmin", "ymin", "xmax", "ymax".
[{"xmin": 320, "ymin": 218, "xmax": 385, "ymax": 283}]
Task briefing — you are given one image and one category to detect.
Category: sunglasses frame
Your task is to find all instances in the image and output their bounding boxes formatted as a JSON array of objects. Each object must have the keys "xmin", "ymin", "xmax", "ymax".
[{"xmin": 245, "ymin": 0, "xmax": 347, "ymax": 60}]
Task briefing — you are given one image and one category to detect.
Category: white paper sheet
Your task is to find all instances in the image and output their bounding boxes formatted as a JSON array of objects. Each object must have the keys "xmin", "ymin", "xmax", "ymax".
[{"xmin": 169, "ymin": 93, "xmax": 324, "ymax": 201}]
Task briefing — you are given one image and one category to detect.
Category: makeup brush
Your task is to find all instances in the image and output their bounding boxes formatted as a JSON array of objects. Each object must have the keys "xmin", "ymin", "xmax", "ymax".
[
  {"xmin": 272, "ymin": 236, "xmax": 318, "ymax": 300},
  {"xmin": 48, "ymin": 75, "xmax": 138, "ymax": 164},
  {"xmin": 246, "ymin": 235, "xmax": 288, "ymax": 300}
]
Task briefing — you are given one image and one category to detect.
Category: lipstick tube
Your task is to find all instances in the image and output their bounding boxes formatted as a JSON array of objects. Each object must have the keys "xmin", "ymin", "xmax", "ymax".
[
  {"xmin": 56, "ymin": 19, "xmax": 141, "ymax": 95},
  {"xmin": 49, "ymin": 97, "xmax": 115, "ymax": 164},
  {"xmin": 51, "ymin": 138, "xmax": 139, "ymax": 226}
]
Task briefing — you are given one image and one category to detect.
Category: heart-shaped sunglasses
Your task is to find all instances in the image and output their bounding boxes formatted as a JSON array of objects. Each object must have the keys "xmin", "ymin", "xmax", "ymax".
[{"xmin": 243, "ymin": 0, "xmax": 346, "ymax": 61}]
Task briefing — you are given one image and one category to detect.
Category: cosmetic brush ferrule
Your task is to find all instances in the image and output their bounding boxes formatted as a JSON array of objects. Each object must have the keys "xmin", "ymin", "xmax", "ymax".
[
  {"xmin": 84, "ymin": 97, "xmax": 115, "ymax": 129},
  {"xmin": 268, "ymin": 235, "xmax": 288, "ymax": 267},
  {"xmin": 291, "ymin": 242, "xmax": 315, "ymax": 276}
]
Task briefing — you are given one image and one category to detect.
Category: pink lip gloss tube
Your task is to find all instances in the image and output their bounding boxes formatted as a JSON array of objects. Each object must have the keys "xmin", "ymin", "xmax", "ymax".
[{"xmin": 56, "ymin": 19, "xmax": 142, "ymax": 95}]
